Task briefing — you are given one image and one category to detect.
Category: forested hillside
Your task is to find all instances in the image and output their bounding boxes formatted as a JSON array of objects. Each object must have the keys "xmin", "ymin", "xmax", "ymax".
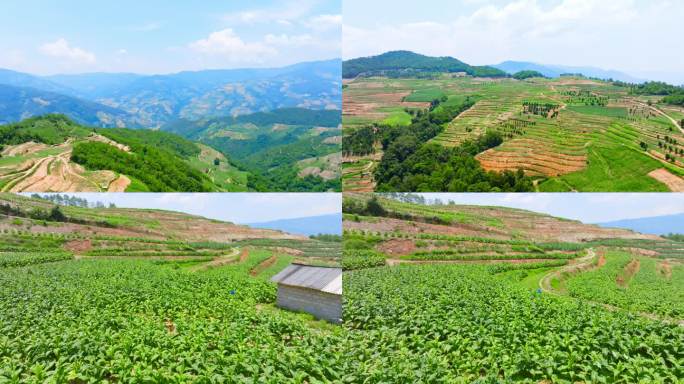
[
  {"xmin": 342, "ymin": 51, "xmax": 506, "ymax": 78},
  {"xmin": 163, "ymin": 108, "xmax": 342, "ymax": 191}
]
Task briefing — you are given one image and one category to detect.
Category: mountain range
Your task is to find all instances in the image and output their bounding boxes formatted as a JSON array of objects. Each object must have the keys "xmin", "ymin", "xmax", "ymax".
[
  {"xmin": 492, "ymin": 61, "xmax": 645, "ymax": 83},
  {"xmin": 247, "ymin": 213, "xmax": 343, "ymax": 236},
  {"xmin": 597, "ymin": 213, "xmax": 684, "ymax": 236},
  {"xmin": 342, "ymin": 51, "xmax": 655, "ymax": 84},
  {"xmin": 0, "ymin": 59, "xmax": 341, "ymax": 128}
]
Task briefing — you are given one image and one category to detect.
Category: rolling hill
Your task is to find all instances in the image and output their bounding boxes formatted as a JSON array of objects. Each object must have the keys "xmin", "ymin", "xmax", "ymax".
[
  {"xmin": 0, "ymin": 115, "xmax": 249, "ymax": 192},
  {"xmin": 597, "ymin": 213, "xmax": 684, "ymax": 235},
  {"xmin": 342, "ymin": 51, "xmax": 506, "ymax": 79}
]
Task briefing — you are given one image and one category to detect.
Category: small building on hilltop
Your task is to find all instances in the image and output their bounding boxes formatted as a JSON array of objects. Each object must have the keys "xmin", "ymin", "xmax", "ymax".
[{"xmin": 270, "ymin": 264, "xmax": 342, "ymax": 324}]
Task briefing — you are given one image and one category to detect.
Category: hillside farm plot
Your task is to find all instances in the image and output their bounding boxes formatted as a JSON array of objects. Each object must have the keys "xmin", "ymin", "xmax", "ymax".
[
  {"xmin": 0, "ymin": 192, "xmax": 345, "ymax": 382},
  {"xmin": 341, "ymin": 194, "xmax": 684, "ymax": 381},
  {"xmin": 0, "ymin": 140, "xmax": 130, "ymax": 192},
  {"xmin": 562, "ymin": 250, "xmax": 684, "ymax": 319},
  {"xmin": 344, "ymin": 263, "xmax": 684, "ymax": 382},
  {"xmin": 343, "ymin": 76, "xmax": 684, "ymax": 191},
  {"xmin": 0, "ymin": 255, "xmax": 347, "ymax": 382}
]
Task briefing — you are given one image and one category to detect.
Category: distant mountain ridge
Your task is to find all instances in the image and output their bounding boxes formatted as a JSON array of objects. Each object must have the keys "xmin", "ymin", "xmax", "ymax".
[
  {"xmin": 596, "ymin": 213, "xmax": 684, "ymax": 235},
  {"xmin": 247, "ymin": 213, "xmax": 343, "ymax": 236},
  {"xmin": 0, "ymin": 59, "xmax": 342, "ymax": 128},
  {"xmin": 493, "ymin": 61, "xmax": 645, "ymax": 83},
  {"xmin": 343, "ymin": 51, "xmax": 506, "ymax": 79},
  {"xmin": 0, "ymin": 84, "xmax": 136, "ymax": 127}
]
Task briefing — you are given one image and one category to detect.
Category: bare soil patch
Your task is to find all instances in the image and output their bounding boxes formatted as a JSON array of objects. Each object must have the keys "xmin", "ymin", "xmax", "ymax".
[
  {"xmin": 1, "ymin": 142, "xmax": 49, "ymax": 157},
  {"xmin": 64, "ymin": 240, "xmax": 92, "ymax": 254},
  {"xmin": 239, "ymin": 248, "xmax": 249, "ymax": 262},
  {"xmin": 250, "ymin": 255, "xmax": 278, "ymax": 276},
  {"xmin": 376, "ymin": 239, "xmax": 416, "ymax": 256},
  {"xmin": 107, "ymin": 175, "xmax": 131, "ymax": 192},
  {"xmin": 616, "ymin": 259, "xmax": 640, "ymax": 287},
  {"xmin": 657, "ymin": 261, "xmax": 672, "ymax": 279},
  {"xmin": 648, "ymin": 169, "xmax": 684, "ymax": 192}
]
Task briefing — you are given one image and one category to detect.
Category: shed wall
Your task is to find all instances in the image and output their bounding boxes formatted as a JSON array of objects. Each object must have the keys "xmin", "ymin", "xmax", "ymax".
[{"xmin": 276, "ymin": 284, "xmax": 342, "ymax": 324}]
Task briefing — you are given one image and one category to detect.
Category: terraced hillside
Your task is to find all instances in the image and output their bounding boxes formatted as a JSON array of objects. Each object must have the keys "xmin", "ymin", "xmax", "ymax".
[
  {"xmin": 0, "ymin": 193, "xmax": 344, "ymax": 382},
  {"xmin": 343, "ymin": 67, "xmax": 684, "ymax": 191},
  {"xmin": 342, "ymin": 194, "xmax": 684, "ymax": 382},
  {"xmin": 0, "ymin": 115, "xmax": 249, "ymax": 192}
]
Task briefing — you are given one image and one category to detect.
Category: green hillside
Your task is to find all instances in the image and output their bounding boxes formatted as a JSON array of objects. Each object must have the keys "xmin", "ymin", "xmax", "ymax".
[
  {"xmin": 342, "ymin": 50, "xmax": 507, "ymax": 79},
  {"xmin": 162, "ymin": 108, "xmax": 342, "ymax": 191},
  {"xmin": 0, "ymin": 115, "xmax": 249, "ymax": 192}
]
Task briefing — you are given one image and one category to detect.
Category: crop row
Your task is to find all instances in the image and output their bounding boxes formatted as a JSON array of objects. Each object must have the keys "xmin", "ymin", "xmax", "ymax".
[
  {"xmin": 342, "ymin": 249, "xmax": 386, "ymax": 270},
  {"xmin": 406, "ymin": 250, "xmax": 577, "ymax": 261},
  {"xmin": 0, "ymin": 252, "xmax": 73, "ymax": 268}
]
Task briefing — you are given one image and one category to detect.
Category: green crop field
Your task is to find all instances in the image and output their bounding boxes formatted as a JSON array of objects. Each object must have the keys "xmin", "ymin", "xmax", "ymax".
[
  {"xmin": 0, "ymin": 255, "xmax": 347, "ymax": 382},
  {"xmin": 0, "ymin": 192, "xmax": 345, "ymax": 382},
  {"xmin": 343, "ymin": 75, "xmax": 684, "ymax": 191},
  {"xmin": 344, "ymin": 263, "xmax": 684, "ymax": 382},
  {"xmin": 565, "ymin": 251, "xmax": 684, "ymax": 318},
  {"xmin": 341, "ymin": 194, "xmax": 684, "ymax": 382}
]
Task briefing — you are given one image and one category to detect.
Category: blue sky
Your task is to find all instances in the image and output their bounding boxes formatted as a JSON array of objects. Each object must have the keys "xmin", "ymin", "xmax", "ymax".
[
  {"xmin": 406, "ymin": 193, "xmax": 684, "ymax": 224},
  {"xmin": 0, "ymin": 0, "xmax": 341, "ymax": 75},
  {"xmin": 26, "ymin": 193, "xmax": 341, "ymax": 224},
  {"xmin": 344, "ymin": 0, "xmax": 684, "ymax": 84}
]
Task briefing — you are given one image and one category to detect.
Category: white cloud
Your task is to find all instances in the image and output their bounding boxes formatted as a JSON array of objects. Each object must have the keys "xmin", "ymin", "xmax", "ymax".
[
  {"xmin": 116, "ymin": 49, "xmax": 128, "ymax": 55},
  {"xmin": 343, "ymin": 0, "xmax": 684, "ymax": 77},
  {"xmin": 189, "ymin": 29, "xmax": 277, "ymax": 60},
  {"xmin": 307, "ymin": 14, "xmax": 342, "ymax": 31},
  {"xmin": 222, "ymin": 0, "xmax": 318, "ymax": 25},
  {"xmin": 39, "ymin": 38, "xmax": 96, "ymax": 64},
  {"xmin": 265, "ymin": 33, "xmax": 315, "ymax": 46}
]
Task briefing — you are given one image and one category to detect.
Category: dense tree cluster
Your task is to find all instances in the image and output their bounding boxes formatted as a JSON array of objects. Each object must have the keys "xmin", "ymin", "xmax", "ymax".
[
  {"xmin": 613, "ymin": 81, "xmax": 684, "ymax": 106},
  {"xmin": 663, "ymin": 233, "xmax": 684, "ymax": 242},
  {"xmin": 343, "ymin": 126, "xmax": 376, "ymax": 156},
  {"xmin": 309, "ymin": 234, "xmax": 342, "ymax": 242},
  {"xmin": 0, "ymin": 114, "xmax": 89, "ymax": 145},
  {"xmin": 512, "ymin": 70, "xmax": 545, "ymax": 80},
  {"xmin": 96, "ymin": 128, "xmax": 201, "ymax": 158},
  {"xmin": 71, "ymin": 141, "xmax": 213, "ymax": 192}
]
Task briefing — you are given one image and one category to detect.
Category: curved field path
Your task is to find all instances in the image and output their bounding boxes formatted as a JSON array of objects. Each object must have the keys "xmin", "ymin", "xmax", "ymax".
[{"xmin": 190, "ymin": 248, "xmax": 241, "ymax": 272}]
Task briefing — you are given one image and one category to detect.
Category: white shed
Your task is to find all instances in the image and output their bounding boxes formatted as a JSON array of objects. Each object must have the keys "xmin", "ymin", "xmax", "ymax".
[{"xmin": 270, "ymin": 264, "xmax": 342, "ymax": 324}]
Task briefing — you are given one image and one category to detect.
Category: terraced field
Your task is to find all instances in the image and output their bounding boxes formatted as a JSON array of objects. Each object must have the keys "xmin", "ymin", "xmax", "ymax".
[
  {"xmin": 343, "ymin": 76, "xmax": 684, "ymax": 191},
  {"xmin": 342, "ymin": 194, "xmax": 684, "ymax": 381},
  {"xmin": 0, "ymin": 193, "xmax": 344, "ymax": 382},
  {"xmin": 0, "ymin": 138, "xmax": 132, "ymax": 192}
]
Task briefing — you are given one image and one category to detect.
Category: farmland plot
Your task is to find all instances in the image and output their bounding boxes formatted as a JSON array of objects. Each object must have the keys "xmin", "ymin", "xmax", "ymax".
[
  {"xmin": 344, "ymin": 264, "xmax": 684, "ymax": 382},
  {"xmin": 343, "ymin": 76, "xmax": 684, "ymax": 191}
]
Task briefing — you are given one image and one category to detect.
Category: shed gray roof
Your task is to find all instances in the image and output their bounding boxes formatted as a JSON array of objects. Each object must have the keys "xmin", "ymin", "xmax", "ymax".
[{"xmin": 271, "ymin": 264, "xmax": 342, "ymax": 295}]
